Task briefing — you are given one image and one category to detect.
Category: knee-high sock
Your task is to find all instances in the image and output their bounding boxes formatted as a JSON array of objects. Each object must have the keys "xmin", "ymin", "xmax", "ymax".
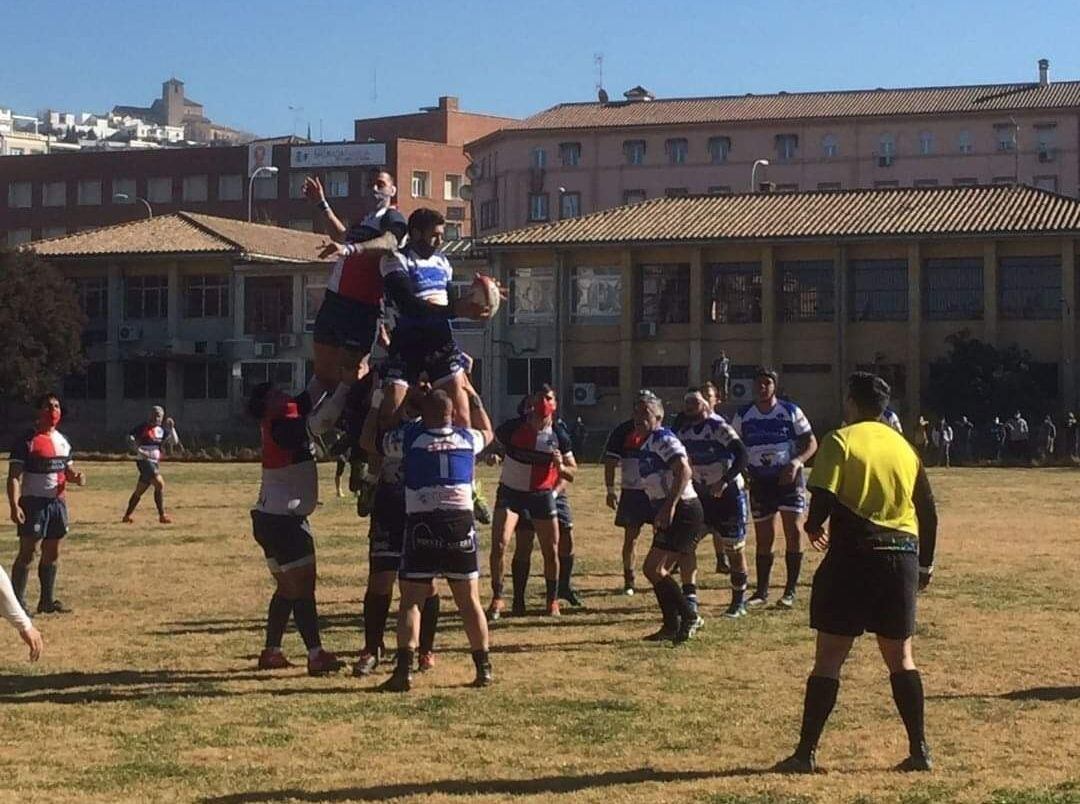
[
  {"xmin": 795, "ymin": 675, "xmax": 840, "ymax": 759},
  {"xmin": 652, "ymin": 583, "xmax": 679, "ymax": 632},
  {"xmin": 419, "ymin": 594, "xmax": 440, "ymax": 654},
  {"xmin": 755, "ymin": 552, "xmax": 774, "ymax": 597},
  {"xmin": 265, "ymin": 593, "xmax": 292, "ymax": 650},
  {"xmin": 658, "ymin": 575, "xmax": 696, "ymax": 623},
  {"xmin": 124, "ymin": 493, "xmax": 140, "ymax": 518},
  {"xmin": 292, "ymin": 597, "xmax": 321, "ymax": 652},
  {"xmin": 10, "ymin": 561, "xmax": 30, "ymax": 609},
  {"xmin": 38, "ymin": 562, "xmax": 57, "ymax": 609},
  {"xmin": 681, "ymin": 582, "xmax": 698, "ymax": 615},
  {"xmin": 890, "ymin": 670, "xmax": 928, "ymax": 756},
  {"xmin": 730, "ymin": 569, "xmax": 748, "ymax": 607},
  {"xmin": 363, "ymin": 591, "xmax": 392, "ymax": 654},
  {"xmin": 153, "ymin": 487, "xmax": 165, "ymax": 517},
  {"xmin": 557, "ymin": 553, "xmax": 575, "ymax": 593},
  {"xmin": 784, "ymin": 552, "xmax": 804, "ymax": 596},
  {"xmin": 511, "ymin": 556, "xmax": 530, "ymax": 608}
]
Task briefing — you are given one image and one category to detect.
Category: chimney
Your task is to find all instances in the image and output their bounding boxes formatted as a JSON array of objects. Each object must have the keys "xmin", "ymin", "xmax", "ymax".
[
  {"xmin": 438, "ymin": 96, "xmax": 459, "ymax": 112},
  {"xmin": 1039, "ymin": 58, "xmax": 1050, "ymax": 87}
]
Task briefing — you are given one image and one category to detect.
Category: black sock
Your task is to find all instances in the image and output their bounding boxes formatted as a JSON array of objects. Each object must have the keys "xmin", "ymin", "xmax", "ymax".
[
  {"xmin": 784, "ymin": 552, "xmax": 804, "ymax": 596},
  {"xmin": 558, "ymin": 553, "xmax": 575, "ymax": 592},
  {"xmin": 124, "ymin": 493, "xmax": 140, "ymax": 518},
  {"xmin": 755, "ymin": 552, "xmax": 774, "ymax": 598},
  {"xmin": 363, "ymin": 591, "xmax": 392, "ymax": 654},
  {"xmin": 731, "ymin": 570, "xmax": 748, "ymax": 607},
  {"xmin": 624, "ymin": 568, "xmax": 635, "ymax": 589},
  {"xmin": 652, "ymin": 584, "xmax": 679, "ymax": 631},
  {"xmin": 11, "ymin": 561, "xmax": 29, "ymax": 610},
  {"xmin": 681, "ymin": 582, "xmax": 698, "ymax": 615},
  {"xmin": 419, "ymin": 594, "xmax": 440, "ymax": 654},
  {"xmin": 38, "ymin": 562, "xmax": 57, "ymax": 609},
  {"xmin": 890, "ymin": 670, "xmax": 928, "ymax": 757},
  {"xmin": 544, "ymin": 578, "xmax": 558, "ymax": 604},
  {"xmin": 265, "ymin": 593, "xmax": 292, "ymax": 650},
  {"xmin": 492, "ymin": 578, "xmax": 504, "ymax": 600},
  {"xmin": 511, "ymin": 557, "xmax": 530, "ymax": 608},
  {"xmin": 660, "ymin": 575, "xmax": 696, "ymax": 624},
  {"xmin": 471, "ymin": 649, "xmax": 491, "ymax": 673},
  {"xmin": 795, "ymin": 675, "xmax": 840, "ymax": 759},
  {"xmin": 153, "ymin": 487, "xmax": 165, "ymax": 517},
  {"xmin": 291, "ymin": 597, "xmax": 321, "ymax": 652},
  {"xmin": 396, "ymin": 648, "xmax": 414, "ymax": 676}
]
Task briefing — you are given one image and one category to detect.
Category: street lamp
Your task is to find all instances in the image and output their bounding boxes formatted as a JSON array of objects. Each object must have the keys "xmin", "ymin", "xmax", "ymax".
[
  {"xmin": 751, "ymin": 159, "xmax": 770, "ymax": 192},
  {"xmin": 248, "ymin": 166, "xmax": 279, "ymax": 222},
  {"xmin": 113, "ymin": 193, "xmax": 153, "ymax": 218}
]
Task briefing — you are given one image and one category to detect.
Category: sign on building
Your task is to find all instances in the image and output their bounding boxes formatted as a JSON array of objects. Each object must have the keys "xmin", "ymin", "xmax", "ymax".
[{"xmin": 290, "ymin": 143, "xmax": 387, "ymax": 168}]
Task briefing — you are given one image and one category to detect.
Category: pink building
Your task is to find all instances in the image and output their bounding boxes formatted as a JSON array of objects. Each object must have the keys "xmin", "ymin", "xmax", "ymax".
[{"xmin": 467, "ymin": 59, "xmax": 1079, "ymax": 233}]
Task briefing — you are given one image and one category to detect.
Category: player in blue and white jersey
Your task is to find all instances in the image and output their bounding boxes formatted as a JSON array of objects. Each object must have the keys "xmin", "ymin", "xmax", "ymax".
[
  {"xmin": 377, "ymin": 388, "xmax": 495, "ymax": 692},
  {"xmin": 677, "ymin": 391, "xmax": 752, "ymax": 618},
  {"xmin": 636, "ymin": 395, "xmax": 706, "ymax": 645},
  {"xmin": 732, "ymin": 367, "xmax": 818, "ymax": 611},
  {"xmin": 881, "ymin": 407, "xmax": 903, "ymax": 433}
]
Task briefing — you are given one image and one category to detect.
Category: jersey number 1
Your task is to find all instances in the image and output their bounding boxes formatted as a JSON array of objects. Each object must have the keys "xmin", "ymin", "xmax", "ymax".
[{"xmin": 439, "ymin": 453, "xmax": 449, "ymax": 478}]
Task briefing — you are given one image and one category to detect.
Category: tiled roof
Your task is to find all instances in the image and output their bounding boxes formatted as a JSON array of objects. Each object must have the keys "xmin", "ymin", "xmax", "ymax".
[
  {"xmin": 481, "ymin": 185, "xmax": 1080, "ymax": 247},
  {"xmin": 28, "ymin": 212, "xmax": 331, "ymax": 263},
  {"xmin": 479, "ymin": 80, "xmax": 1080, "ymax": 138}
]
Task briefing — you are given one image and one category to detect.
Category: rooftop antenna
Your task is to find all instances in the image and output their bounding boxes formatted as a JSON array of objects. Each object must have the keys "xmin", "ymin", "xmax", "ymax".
[{"xmin": 594, "ymin": 53, "xmax": 607, "ymax": 102}]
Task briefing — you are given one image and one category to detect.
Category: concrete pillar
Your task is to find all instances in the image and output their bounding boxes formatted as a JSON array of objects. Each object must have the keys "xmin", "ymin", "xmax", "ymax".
[
  {"xmin": 618, "ymin": 247, "xmax": 635, "ymax": 417},
  {"xmin": 167, "ymin": 261, "xmax": 180, "ymax": 339},
  {"xmin": 233, "ymin": 273, "xmax": 246, "ymax": 340},
  {"xmin": 291, "ymin": 272, "xmax": 304, "ymax": 334},
  {"xmin": 230, "ymin": 271, "xmax": 246, "ymax": 411},
  {"xmin": 835, "ymin": 244, "xmax": 848, "ymax": 412},
  {"xmin": 983, "ymin": 240, "xmax": 998, "ymax": 345},
  {"xmin": 106, "ymin": 263, "xmax": 123, "ymax": 431},
  {"xmin": 555, "ymin": 250, "xmax": 570, "ymax": 402},
  {"xmin": 906, "ymin": 242, "xmax": 922, "ymax": 429},
  {"xmin": 760, "ymin": 245, "xmax": 776, "ymax": 367},
  {"xmin": 689, "ymin": 247, "xmax": 704, "ymax": 385},
  {"xmin": 165, "ymin": 261, "xmax": 182, "ymax": 413},
  {"xmin": 1062, "ymin": 238, "xmax": 1076, "ymax": 410}
]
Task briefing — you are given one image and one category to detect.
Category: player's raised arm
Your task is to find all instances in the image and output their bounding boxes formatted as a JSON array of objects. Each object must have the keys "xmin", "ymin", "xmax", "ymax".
[{"xmin": 467, "ymin": 388, "xmax": 494, "ymax": 447}]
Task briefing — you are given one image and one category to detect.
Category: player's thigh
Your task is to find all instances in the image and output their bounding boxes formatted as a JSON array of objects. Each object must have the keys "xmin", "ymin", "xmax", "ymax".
[
  {"xmin": 400, "ymin": 578, "xmax": 437, "ymax": 608},
  {"xmin": 312, "ymin": 341, "xmax": 341, "ymax": 382}
]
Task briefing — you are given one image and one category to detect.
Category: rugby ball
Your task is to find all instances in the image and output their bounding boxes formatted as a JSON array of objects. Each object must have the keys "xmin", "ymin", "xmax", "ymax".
[{"xmin": 471, "ymin": 274, "xmax": 501, "ymax": 317}]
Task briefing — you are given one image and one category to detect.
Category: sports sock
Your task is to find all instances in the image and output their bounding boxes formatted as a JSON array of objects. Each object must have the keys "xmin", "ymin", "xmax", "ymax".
[
  {"xmin": 558, "ymin": 553, "xmax": 575, "ymax": 593},
  {"xmin": 10, "ymin": 561, "xmax": 30, "ymax": 610},
  {"xmin": 511, "ymin": 557, "xmax": 530, "ymax": 608},
  {"xmin": 291, "ymin": 597, "xmax": 321, "ymax": 652},
  {"xmin": 544, "ymin": 578, "xmax": 558, "ymax": 605},
  {"xmin": 153, "ymin": 487, "xmax": 165, "ymax": 517},
  {"xmin": 681, "ymin": 582, "xmax": 698, "ymax": 616},
  {"xmin": 395, "ymin": 648, "xmax": 414, "ymax": 676},
  {"xmin": 660, "ymin": 575, "xmax": 696, "ymax": 624},
  {"xmin": 652, "ymin": 584, "xmax": 678, "ymax": 631},
  {"xmin": 795, "ymin": 675, "xmax": 840, "ymax": 760},
  {"xmin": 419, "ymin": 594, "xmax": 440, "ymax": 655},
  {"xmin": 471, "ymin": 649, "xmax": 490, "ymax": 673},
  {"xmin": 623, "ymin": 568, "xmax": 635, "ymax": 590},
  {"xmin": 265, "ymin": 594, "xmax": 292, "ymax": 650},
  {"xmin": 730, "ymin": 570, "xmax": 748, "ymax": 607},
  {"xmin": 784, "ymin": 552, "xmax": 804, "ymax": 596},
  {"xmin": 363, "ymin": 591, "xmax": 392, "ymax": 654},
  {"xmin": 755, "ymin": 552, "xmax": 774, "ymax": 598},
  {"xmin": 124, "ymin": 493, "xmax": 140, "ymax": 518},
  {"xmin": 890, "ymin": 670, "xmax": 928, "ymax": 757},
  {"xmin": 38, "ymin": 562, "xmax": 57, "ymax": 609}
]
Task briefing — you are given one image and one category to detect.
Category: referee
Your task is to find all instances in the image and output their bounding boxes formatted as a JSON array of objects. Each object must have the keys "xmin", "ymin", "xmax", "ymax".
[{"xmin": 776, "ymin": 373, "xmax": 938, "ymax": 774}]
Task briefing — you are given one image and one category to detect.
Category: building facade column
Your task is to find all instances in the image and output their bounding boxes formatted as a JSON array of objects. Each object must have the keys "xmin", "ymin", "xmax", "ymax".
[
  {"xmin": 291, "ymin": 272, "xmax": 304, "ymax": 335},
  {"xmin": 1062, "ymin": 238, "xmax": 1076, "ymax": 410},
  {"xmin": 906, "ymin": 241, "xmax": 922, "ymax": 430},
  {"xmin": 834, "ymin": 243, "xmax": 848, "ymax": 413},
  {"xmin": 689, "ymin": 247, "xmax": 704, "ymax": 386},
  {"xmin": 760, "ymin": 245, "xmax": 776, "ymax": 367},
  {"xmin": 487, "ymin": 251, "xmax": 505, "ymax": 420},
  {"xmin": 105, "ymin": 262, "xmax": 123, "ymax": 431},
  {"xmin": 983, "ymin": 240, "xmax": 998, "ymax": 346},
  {"xmin": 555, "ymin": 250, "xmax": 570, "ymax": 404},
  {"xmin": 165, "ymin": 261, "xmax": 182, "ymax": 414},
  {"xmin": 618, "ymin": 247, "xmax": 635, "ymax": 417}
]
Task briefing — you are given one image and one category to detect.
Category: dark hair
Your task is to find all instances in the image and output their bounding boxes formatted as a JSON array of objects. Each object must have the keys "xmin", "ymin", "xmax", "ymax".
[
  {"xmin": 246, "ymin": 382, "xmax": 274, "ymax": 420},
  {"xmin": 408, "ymin": 207, "xmax": 445, "ymax": 236},
  {"xmin": 755, "ymin": 366, "xmax": 778, "ymax": 382},
  {"xmin": 516, "ymin": 395, "xmax": 530, "ymax": 416},
  {"xmin": 425, "ymin": 389, "xmax": 453, "ymax": 420},
  {"xmin": 34, "ymin": 392, "xmax": 61, "ymax": 410},
  {"xmin": 375, "ymin": 169, "xmax": 396, "ymax": 185},
  {"xmin": 847, "ymin": 372, "xmax": 890, "ymax": 416},
  {"xmin": 536, "ymin": 383, "xmax": 556, "ymax": 400}
]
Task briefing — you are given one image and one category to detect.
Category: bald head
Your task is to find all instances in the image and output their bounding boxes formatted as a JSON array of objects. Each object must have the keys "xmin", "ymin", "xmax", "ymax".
[{"xmin": 423, "ymin": 389, "xmax": 453, "ymax": 427}]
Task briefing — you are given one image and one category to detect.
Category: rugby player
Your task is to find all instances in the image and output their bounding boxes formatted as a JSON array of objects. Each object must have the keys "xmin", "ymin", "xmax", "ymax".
[
  {"xmin": 122, "ymin": 406, "xmax": 179, "ymax": 524},
  {"xmin": 733, "ymin": 368, "xmax": 817, "ymax": 610},
  {"xmin": 247, "ymin": 376, "xmax": 351, "ymax": 675},
  {"xmin": 8, "ymin": 393, "xmax": 85, "ymax": 615},
  {"xmin": 378, "ymin": 389, "xmax": 495, "ymax": 693},
  {"xmin": 487, "ymin": 386, "xmax": 576, "ymax": 620},
  {"xmin": 776, "ymin": 373, "xmax": 937, "ymax": 774},
  {"xmin": 0, "ymin": 567, "xmax": 43, "ymax": 661},
  {"xmin": 699, "ymin": 381, "xmax": 731, "ymax": 575},
  {"xmin": 677, "ymin": 391, "xmax": 751, "ymax": 618},
  {"xmin": 637, "ymin": 395, "xmax": 706, "ymax": 644},
  {"xmin": 508, "ymin": 489, "xmax": 579, "ymax": 615}
]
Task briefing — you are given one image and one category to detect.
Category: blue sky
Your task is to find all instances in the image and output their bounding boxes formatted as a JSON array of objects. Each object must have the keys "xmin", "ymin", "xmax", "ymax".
[{"xmin": 4, "ymin": 0, "xmax": 1080, "ymax": 139}]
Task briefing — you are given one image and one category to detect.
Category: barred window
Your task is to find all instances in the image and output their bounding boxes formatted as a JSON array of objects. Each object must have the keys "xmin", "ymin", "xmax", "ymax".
[
  {"xmin": 184, "ymin": 275, "xmax": 230, "ymax": 318},
  {"xmin": 707, "ymin": 263, "xmax": 761, "ymax": 324},
  {"xmin": 999, "ymin": 256, "xmax": 1061, "ymax": 320},
  {"xmin": 639, "ymin": 264, "xmax": 690, "ymax": 323},
  {"xmin": 641, "ymin": 365, "xmax": 688, "ymax": 388},
  {"xmin": 76, "ymin": 276, "xmax": 109, "ymax": 320},
  {"xmin": 573, "ymin": 366, "xmax": 619, "ymax": 387},
  {"xmin": 924, "ymin": 258, "xmax": 983, "ymax": 320},
  {"xmin": 850, "ymin": 259, "xmax": 908, "ymax": 321},
  {"xmin": 777, "ymin": 260, "xmax": 834, "ymax": 322},
  {"xmin": 124, "ymin": 275, "xmax": 168, "ymax": 319}
]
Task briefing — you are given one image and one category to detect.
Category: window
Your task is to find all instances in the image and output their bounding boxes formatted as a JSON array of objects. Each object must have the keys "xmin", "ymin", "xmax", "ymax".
[
  {"xmin": 530, "ymin": 148, "xmax": 547, "ymax": 169},
  {"xmin": 147, "ymin": 177, "xmax": 173, "ymax": 203},
  {"xmin": 878, "ymin": 133, "xmax": 896, "ymax": 159},
  {"xmin": 1036, "ymin": 124, "xmax": 1057, "ymax": 160},
  {"xmin": 253, "ymin": 173, "xmax": 277, "ymax": 200},
  {"xmin": 6, "ymin": 229, "xmax": 31, "ymax": 247},
  {"xmin": 641, "ymin": 365, "xmax": 689, "ymax": 388},
  {"xmin": 992, "ymin": 176, "xmax": 1015, "ymax": 185},
  {"xmin": 559, "ymin": 142, "xmax": 582, "ymax": 167},
  {"xmin": 1034, "ymin": 175, "xmax": 1058, "ymax": 192},
  {"xmin": 665, "ymin": 138, "xmax": 688, "ymax": 165},
  {"xmin": 914, "ymin": 179, "xmax": 939, "ymax": 188},
  {"xmin": 445, "ymin": 206, "xmax": 465, "ymax": 221},
  {"xmin": 850, "ymin": 259, "xmax": 908, "ymax": 321},
  {"xmin": 113, "ymin": 177, "xmax": 136, "ymax": 202},
  {"xmin": 506, "ymin": 356, "xmax": 552, "ymax": 397},
  {"xmin": 63, "ymin": 362, "xmax": 106, "ymax": 400},
  {"xmin": 919, "ymin": 131, "xmax": 934, "ymax": 155},
  {"xmin": 817, "ymin": 182, "xmax": 841, "ymax": 191},
  {"xmin": 775, "ymin": 183, "xmax": 799, "ymax": 192},
  {"xmin": 559, "ymin": 191, "xmax": 581, "ymax": 219},
  {"xmin": 42, "ymin": 181, "xmax": 66, "ymax": 207},
  {"xmin": 994, "ymin": 123, "xmax": 1016, "ymax": 152},
  {"xmin": 42, "ymin": 226, "xmax": 66, "ymax": 239},
  {"xmin": 623, "ymin": 140, "xmax": 646, "ymax": 165},
  {"xmin": 775, "ymin": 134, "xmax": 798, "ymax": 161},
  {"xmin": 639, "ymin": 264, "xmax": 690, "ymax": 323},
  {"xmin": 777, "ymin": 260, "xmax": 835, "ymax": 322},
  {"xmin": 999, "ymin": 256, "xmax": 1061, "ymax": 320},
  {"xmin": 185, "ymin": 274, "xmax": 229, "ymax": 318},
  {"xmin": 288, "ymin": 219, "xmax": 313, "ymax": 231},
  {"xmin": 218, "ymin": 174, "xmax": 243, "ymax": 201},
  {"xmin": 708, "ymin": 263, "xmax": 761, "ymax": 324},
  {"xmin": 781, "ymin": 364, "xmax": 832, "ymax": 374},
  {"xmin": 244, "ymin": 276, "xmax": 293, "ymax": 335},
  {"xmin": 325, "ymin": 170, "xmax": 349, "ymax": 198},
  {"xmin": 478, "ymin": 199, "xmax": 499, "ymax": 230},
  {"xmin": 122, "ymin": 361, "xmax": 167, "ymax": 400},
  {"xmin": 708, "ymin": 185, "xmax": 732, "ymax": 195},
  {"xmin": 444, "ymin": 223, "xmax": 461, "ymax": 241},
  {"xmin": 664, "ymin": 187, "xmax": 689, "ymax": 197},
  {"xmin": 124, "ymin": 275, "xmax": 168, "ymax": 319},
  {"xmin": 874, "ymin": 180, "xmax": 899, "ymax": 188},
  {"xmin": 573, "ymin": 366, "xmax": 619, "ymax": 387},
  {"xmin": 509, "ymin": 267, "xmax": 555, "ymax": 324},
  {"xmin": 183, "ymin": 361, "xmax": 229, "ymax": 400},
  {"xmin": 623, "ymin": 189, "xmax": 646, "ymax": 205},
  {"xmin": 178, "ymin": 174, "xmax": 207, "ymax": 203},
  {"xmin": 444, "ymin": 173, "xmax": 463, "ymax": 200},
  {"xmin": 410, "ymin": 170, "xmax": 430, "ymax": 198},
  {"xmin": 7, "ymin": 181, "xmax": 31, "ymax": 208},
  {"xmin": 304, "ymin": 278, "xmax": 326, "ymax": 333},
  {"xmin": 528, "ymin": 192, "xmax": 549, "ymax": 221},
  {"xmin": 571, "ymin": 266, "xmax": 622, "ymax": 323},
  {"xmin": 952, "ymin": 177, "xmax": 978, "ymax": 186},
  {"xmin": 288, "ymin": 172, "xmax": 307, "ymax": 199},
  {"xmin": 822, "ymin": 134, "xmax": 839, "ymax": 158},
  {"xmin": 241, "ymin": 361, "xmax": 296, "ymax": 397},
  {"xmin": 957, "ymin": 130, "xmax": 972, "ymax": 154},
  {"xmin": 708, "ymin": 136, "xmax": 731, "ymax": 164},
  {"xmin": 75, "ymin": 276, "xmax": 108, "ymax": 320},
  {"xmin": 923, "ymin": 258, "xmax": 983, "ymax": 320}
]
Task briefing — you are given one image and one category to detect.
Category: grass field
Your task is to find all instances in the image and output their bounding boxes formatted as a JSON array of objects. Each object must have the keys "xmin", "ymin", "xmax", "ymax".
[{"xmin": 0, "ymin": 461, "xmax": 1078, "ymax": 804}]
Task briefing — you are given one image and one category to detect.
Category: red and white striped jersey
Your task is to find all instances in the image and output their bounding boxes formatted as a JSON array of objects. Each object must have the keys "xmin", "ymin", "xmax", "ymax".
[
  {"xmin": 495, "ymin": 417, "xmax": 573, "ymax": 493},
  {"xmin": 326, "ymin": 207, "xmax": 407, "ymax": 304},
  {"xmin": 9, "ymin": 429, "xmax": 72, "ymax": 499}
]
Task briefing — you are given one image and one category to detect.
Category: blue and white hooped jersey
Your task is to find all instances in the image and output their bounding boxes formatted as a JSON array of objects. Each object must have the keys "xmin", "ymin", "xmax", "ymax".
[
  {"xmin": 880, "ymin": 407, "xmax": 903, "ymax": 434},
  {"xmin": 677, "ymin": 414, "xmax": 746, "ymax": 490},
  {"xmin": 638, "ymin": 427, "xmax": 698, "ymax": 503},
  {"xmin": 382, "ymin": 421, "xmax": 485, "ymax": 514},
  {"xmin": 380, "ymin": 245, "xmax": 453, "ymax": 331},
  {"xmin": 732, "ymin": 400, "xmax": 813, "ymax": 480}
]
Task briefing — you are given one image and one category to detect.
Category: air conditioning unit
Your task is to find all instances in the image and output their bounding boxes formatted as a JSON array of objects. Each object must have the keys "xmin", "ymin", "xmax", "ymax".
[
  {"xmin": 278, "ymin": 333, "xmax": 298, "ymax": 349},
  {"xmin": 728, "ymin": 378, "xmax": 753, "ymax": 403},
  {"xmin": 572, "ymin": 382, "xmax": 598, "ymax": 406},
  {"xmin": 877, "ymin": 155, "xmax": 894, "ymax": 167},
  {"xmin": 118, "ymin": 324, "xmax": 141, "ymax": 342},
  {"xmin": 1038, "ymin": 148, "xmax": 1055, "ymax": 163},
  {"xmin": 254, "ymin": 341, "xmax": 276, "ymax": 358},
  {"xmin": 637, "ymin": 321, "xmax": 658, "ymax": 338}
]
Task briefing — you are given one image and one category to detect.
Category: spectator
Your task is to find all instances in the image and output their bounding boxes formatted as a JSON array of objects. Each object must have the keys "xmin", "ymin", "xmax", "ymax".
[
  {"xmin": 1037, "ymin": 415, "xmax": 1057, "ymax": 464},
  {"xmin": 712, "ymin": 351, "xmax": 731, "ymax": 401},
  {"xmin": 1006, "ymin": 411, "xmax": 1030, "ymax": 464},
  {"xmin": 988, "ymin": 417, "xmax": 1007, "ymax": 463},
  {"xmin": 571, "ymin": 416, "xmax": 587, "ymax": 457},
  {"xmin": 913, "ymin": 416, "xmax": 931, "ymax": 463},
  {"xmin": 933, "ymin": 418, "xmax": 953, "ymax": 468},
  {"xmin": 1065, "ymin": 412, "xmax": 1079, "ymax": 461},
  {"xmin": 955, "ymin": 415, "xmax": 975, "ymax": 465}
]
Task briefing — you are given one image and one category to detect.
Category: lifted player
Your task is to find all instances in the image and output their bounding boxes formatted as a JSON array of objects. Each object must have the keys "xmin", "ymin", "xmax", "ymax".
[{"xmin": 122, "ymin": 405, "xmax": 179, "ymax": 524}]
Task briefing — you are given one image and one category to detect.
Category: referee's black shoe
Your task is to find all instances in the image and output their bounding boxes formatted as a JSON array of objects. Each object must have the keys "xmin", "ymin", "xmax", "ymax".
[
  {"xmin": 773, "ymin": 752, "xmax": 817, "ymax": 774},
  {"xmin": 896, "ymin": 743, "xmax": 933, "ymax": 772}
]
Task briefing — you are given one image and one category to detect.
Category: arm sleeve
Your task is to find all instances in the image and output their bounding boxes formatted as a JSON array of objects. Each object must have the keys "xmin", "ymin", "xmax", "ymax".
[
  {"xmin": 603, "ymin": 422, "xmax": 627, "ymax": 458},
  {"xmin": 0, "ymin": 567, "xmax": 32, "ymax": 632},
  {"xmin": 807, "ymin": 431, "xmax": 845, "ymax": 492},
  {"xmin": 912, "ymin": 464, "xmax": 938, "ymax": 568},
  {"xmin": 721, "ymin": 438, "xmax": 750, "ymax": 484},
  {"xmin": 655, "ymin": 431, "xmax": 687, "ymax": 464},
  {"xmin": 791, "ymin": 405, "xmax": 813, "ymax": 437},
  {"xmin": 494, "ymin": 419, "xmax": 518, "ymax": 448},
  {"xmin": 806, "ymin": 488, "xmax": 837, "ymax": 534},
  {"xmin": 381, "ymin": 209, "xmax": 408, "ymax": 245},
  {"xmin": 382, "ymin": 271, "xmax": 452, "ymax": 320},
  {"xmin": 555, "ymin": 424, "xmax": 574, "ymax": 456}
]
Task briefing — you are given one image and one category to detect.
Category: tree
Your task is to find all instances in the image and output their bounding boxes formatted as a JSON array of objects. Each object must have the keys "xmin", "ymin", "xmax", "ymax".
[
  {"xmin": 0, "ymin": 248, "xmax": 86, "ymax": 403},
  {"xmin": 926, "ymin": 329, "xmax": 1054, "ymax": 424}
]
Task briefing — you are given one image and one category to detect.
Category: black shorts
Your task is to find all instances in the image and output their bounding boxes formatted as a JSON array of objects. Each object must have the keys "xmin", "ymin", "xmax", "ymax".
[
  {"xmin": 615, "ymin": 488, "xmax": 653, "ymax": 528},
  {"xmin": 384, "ymin": 330, "xmax": 464, "ymax": 387},
  {"xmin": 810, "ymin": 549, "xmax": 918, "ymax": 640},
  {"xmin": 496, "ymin": 484, "xmax": 558, "ymax": 520},
  {"xmin": 136, "ymin": 458, "xmax": 160, "ymax": 484},
  {"xmin": 698, "ymin": 483, "xmax": 749, "ymax": 545},
  {"xmin": 399, "ymin": 510, "xmax": 479, "ymax": 581},
  {"xmin": 516, "ymin": 493, "xmax": 572, "ymax": 535},
  {"xmin": 369, "ymin": 483, "xmax": 406, "ymax": 574},
  {"xmin": 17, "ymin": 496, "xmax": 68, "ymax": 540},
  {"xmin": 749, "ymin": 473, "xmax": 807, "ymax": 521},
  {"xmin": 650, "ymin": 497, "xmax": 706, "ymax": 555},
  {"xmin": 251, "ymin": 510, "xmax": 316, "ymax": 573},
  {"xmin": 312, "ymin": 289, "xmax": 380, "ymax": 351}
]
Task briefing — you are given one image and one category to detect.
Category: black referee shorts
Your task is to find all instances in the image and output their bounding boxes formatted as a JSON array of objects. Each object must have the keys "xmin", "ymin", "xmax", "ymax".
[
  {"xmin": 810, "ymin": 548, "xmax": 918, "ymax": 640},
  {"xmin": 650, "ymin": 498, "xmax": 705, "ymax": 556}
]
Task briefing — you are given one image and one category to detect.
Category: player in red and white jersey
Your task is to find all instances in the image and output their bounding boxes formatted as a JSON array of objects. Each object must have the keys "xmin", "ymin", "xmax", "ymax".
[
  {"xmin": 487, "ymin": 385, "xmax": 576, "ymax": 620},
  {"xmin": 7, "ymin": 393, "xmax": 85, "ymax": 616},
  {"xmin": 122, "ymin": 405, "xmax": 179, "ymax": 525}
]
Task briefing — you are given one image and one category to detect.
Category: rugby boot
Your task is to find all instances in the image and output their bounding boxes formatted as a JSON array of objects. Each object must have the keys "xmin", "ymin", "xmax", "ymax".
[
  {"xmin": 417, "ymin": 651, "xmax": 436, "ymax": 673},
  {"xmin": 486, "ymin": 597, "xmax": 506, "ymax": 623},
  {"xmin": 773, "ymin": 752, "xmax": 817, "ymax": 774},
  {"xmin": 896, "ymin": 742, "xmax": 933, "ymax": 772},
  {"xmin": 471, "ymin": 662, "xmax": 494, "ymax": 688},
  {"xmin": 351, "ymin": 649, "xmax": 380, "ymax": 677},
  {"xmin": 379, "ymin": 671, "xmax": 412, "ymax": 693},
  {"xmin": 257, "ymin": 649, "xmax": 293, "ymax": 670},
  {"xmin": 306, "ymin": 649, "xmax": 344, "ymax": 676}
]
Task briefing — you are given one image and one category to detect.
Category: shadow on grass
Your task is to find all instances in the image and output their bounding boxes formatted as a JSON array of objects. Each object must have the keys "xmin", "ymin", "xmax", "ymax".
[
  {"xmin": 928, "ymin": 685, "xmax": 1080, "ymax": 702},
  {"xmin": 200, "ymin": 767, "xmax": 774, "ymax": 803}
]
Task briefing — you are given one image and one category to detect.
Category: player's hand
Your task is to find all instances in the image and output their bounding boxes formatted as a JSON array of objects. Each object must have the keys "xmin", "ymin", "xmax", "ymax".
[
  {"xmin": 779, "ymin": 461, "xmax": 801, "ymax": 485},
  {"xmin": 303, "ymin": 176, "xmax": 326, "ymax": 203},
  {"xmin": 72, "ymin": 471, "xmax": 86, "ymax": 487},
  {"xmin": 454, "ymin": 297, "xmax": 493, "ymax": 321},
  {"xmin": 807, "ymin": 527, "xmax": 829, "ymax": 551},
  {"xmin": 484, "ymin": 453, "xmax": 502, "ymax": 466},
  {"xmin": 655, "ymin": 501, "xmax": 675, "ymax": 530},
  {"xmin": 19, "ymin": 626, "xmax": 42, "ymax": 662},
  {"xmin": 708, "ymin": 480, "xmax": 728, "ymax": 498},
  {"xmin": 10, "ymin": 505, "xmax": 24, "ymax": 525},
  {"xmin": 164, "ymin": 417, "xmax": 175, "ymax": 428},
  {"xmin": 476, "ymin": 273, "xmax": 509, "ymax": 303},
  {"xmin": 918, "ymin": 567, "xmax": 933, "ymax": 591},
  {"xmin": 319, "ymin": 240, "xmax": 347, "ymax": 259},
  {"xmin": 377, "ymin": 323, "xmax": 391, "ymax": 348},
  {"xmin": 550, "ymin": 449, "xmax": 564, "ymax": 468},
  {"xmin": 605, "ymin": 490, "xmax": 618, "ymax": 510}
]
